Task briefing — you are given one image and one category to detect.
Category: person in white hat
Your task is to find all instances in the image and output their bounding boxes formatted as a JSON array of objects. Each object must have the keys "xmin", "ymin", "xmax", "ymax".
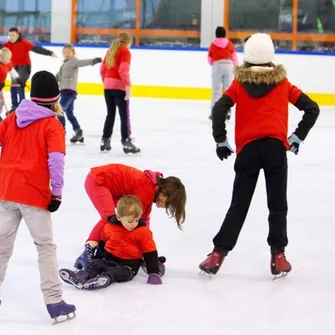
[{"xmin": 200, "ymin": 33, "xmax": 320, "ymax": 278}]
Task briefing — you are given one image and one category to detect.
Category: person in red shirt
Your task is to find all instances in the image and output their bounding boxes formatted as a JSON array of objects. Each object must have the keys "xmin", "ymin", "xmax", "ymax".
[
  {"xmin": 208, "ymin": 26, "xmax": 239, "ymax": 120},
  {"xmin": 0, "ymin": 70, "xmax": 75, "ymax": 322},
  {"xmin": 74, "ymin": 163, "xmax": 186, "ymax": 271},
  {"xmin": 0, "ymin": 27, "xmax": 56, "ymax": 112},
  {"xmin": 59, "ymin": 195, "xmax": 162, "ymax": 290},
  {"xmin": 0, "ymin": 47, "xmax": 22, "ymax": 120},
  {"xmin": 99, "ymin": 32, "xmax": 140, "ymax": 154},
  {"xmin": 200, "ymin": 33, "xmax": 320, "ymax": 278}
]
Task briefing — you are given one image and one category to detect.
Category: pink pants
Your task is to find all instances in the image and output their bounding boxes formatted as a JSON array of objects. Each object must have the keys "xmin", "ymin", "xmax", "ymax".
[{"xmin": 85, "ymin": 173, "xmax": 116, "ymax": 242}]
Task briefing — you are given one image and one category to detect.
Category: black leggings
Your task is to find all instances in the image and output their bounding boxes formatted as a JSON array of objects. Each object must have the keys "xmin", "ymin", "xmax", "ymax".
[
  {"xmin": 102, "ymin": 89, "xmax": 131, "ymax": 140},
  {"xmin": 213, "ymin": 137, "xmax": 288, "ymax": 253}
]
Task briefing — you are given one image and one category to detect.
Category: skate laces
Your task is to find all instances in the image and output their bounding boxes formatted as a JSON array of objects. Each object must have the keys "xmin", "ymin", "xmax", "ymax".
[{"xmin": 85, "ymin": 244, "xmax": 95, "ymax": 261}]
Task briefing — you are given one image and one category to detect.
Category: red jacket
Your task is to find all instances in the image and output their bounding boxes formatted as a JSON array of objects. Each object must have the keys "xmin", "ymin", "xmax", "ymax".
[
  {"xmin": 100, "ymin": 45, "xmax": 131, "ymax": 91},
  {"xmin": 101, "ymin": 215, "xmax": 159, "ymax": 274},
  {"xmin": 0, "ymin": 61, "xmax": 13, "ymax": 83},
  {"xmin": 1, "ymin": 35, "xmax": 53, "ymax": 67},
  {"xmin": 90, "ymin": 164, "xmax": 162, "ymax": 227},
  {"xmin": 208, "ymin": 38, "xmax": 238, "ymax": 65},
  {"xmin": 2, "ymin": 40, "xmax": 34, "ymax": 66},
  {"xmin": 212, "ymin": 65, "xmax": 320, "ymax": 154}
]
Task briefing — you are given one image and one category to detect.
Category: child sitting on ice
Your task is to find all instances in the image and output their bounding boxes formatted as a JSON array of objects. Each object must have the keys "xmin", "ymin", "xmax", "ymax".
[{"xmin": 59, "ymin": 195, "xmax": 163, "ymax": 289}]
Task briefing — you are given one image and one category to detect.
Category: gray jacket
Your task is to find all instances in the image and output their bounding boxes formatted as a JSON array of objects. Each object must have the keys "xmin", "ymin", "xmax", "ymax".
[{"xmin": 56, "ymin": 58, "xmax": 96, "ymax": 92}]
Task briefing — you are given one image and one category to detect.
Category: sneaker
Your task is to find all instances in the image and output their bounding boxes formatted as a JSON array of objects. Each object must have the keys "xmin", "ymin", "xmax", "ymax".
[
  {"xmin": 199, "ymin": 250, "xmax": 226, "ymax": 275},
  {"xmin": 270, "ymin": 250, "xmax": 292, "ymax": 276}
]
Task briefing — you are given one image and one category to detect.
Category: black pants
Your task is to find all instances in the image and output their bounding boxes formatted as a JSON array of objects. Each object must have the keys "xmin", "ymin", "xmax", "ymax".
[
  {"xmin": 103, "ymin": 89, "xmax": 131, "ymax": 140},
  {"xmin": 85, "ymin": 258, "xmax": 134, "ymax": 284},
  {"xmin": 213, "ymin": 137, "xmax": 288, "ymax": 253}
]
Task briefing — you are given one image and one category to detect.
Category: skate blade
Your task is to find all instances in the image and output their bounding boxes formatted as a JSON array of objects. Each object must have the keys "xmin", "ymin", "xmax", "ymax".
[
  {"xmin": 199, "ymin": 270, "xmax": 212, "ymax": 279},
  {"xmin": 272, "ymin": 272, "xmax": 289, "ymax": 281},
  {"xmin": 52, "ymin": 312, "xmax": 76, "ymax": 325}
]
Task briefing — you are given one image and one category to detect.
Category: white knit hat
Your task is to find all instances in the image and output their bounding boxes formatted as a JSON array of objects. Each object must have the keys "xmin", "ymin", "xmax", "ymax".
[{"xmin": 244, "ymin": 33, "xmax": 275, "ymax": 65}]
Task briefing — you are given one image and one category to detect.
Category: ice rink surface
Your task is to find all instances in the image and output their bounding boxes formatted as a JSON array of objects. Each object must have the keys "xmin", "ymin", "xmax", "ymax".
[{"xmin": 0, "ymin": 95, "xmax": 334, "ymax": 335}]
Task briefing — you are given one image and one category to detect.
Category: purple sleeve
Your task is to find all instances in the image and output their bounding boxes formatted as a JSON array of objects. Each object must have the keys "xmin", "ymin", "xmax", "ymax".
[{"xmin": 48, "ymin": 152, "xmax": 65, "ymax": 196}]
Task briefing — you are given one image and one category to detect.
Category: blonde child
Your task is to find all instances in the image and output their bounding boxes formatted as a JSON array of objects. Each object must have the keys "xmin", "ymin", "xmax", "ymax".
[
  {"xmin": 100, "ymin": 32, "xmax": 140, "ymax": 154},
  {"xmin": 59, "ymin": 195, "xmax": 162, "ymax": 289},
  {"xmin": 55, "ymin": 44, "xmax": 102, "ymax": 143},
  {"xmin": 0, "ymin": 48, "xmax": 23, "ymax": 120},
  {"xmin": 208, "ymin": 26, "xmax": 239, "ymax": 120},
  {"xmin": 0, "ymin": 71, "xmax": 75, "ymax": 323}
]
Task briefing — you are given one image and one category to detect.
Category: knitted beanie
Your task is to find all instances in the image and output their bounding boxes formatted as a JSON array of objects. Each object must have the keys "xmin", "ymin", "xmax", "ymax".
[
  {"xmin": 215, "ymin": 26, "xmax": 226, "ymax": 38},
  {"xmin": 30, "ymin": 70, "xmax": 60, "ymax": 105},
  {"xmin": 243, "ymin": 33, "xmax": 275, "ymax": 65}
]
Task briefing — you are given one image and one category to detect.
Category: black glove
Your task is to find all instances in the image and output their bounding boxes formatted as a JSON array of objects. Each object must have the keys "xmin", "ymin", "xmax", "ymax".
[
  {"xmin": 0, "ymin": 82, "xmax": 4, "ymax": 91},
  {"xmin": 48, "ymin": 195, "xmax": 62, "ymax": 212},
  {"xmin": 288, "ymin": 133, "xmax": 302, "ymax": 155},
  {"xmin": 92, "ymin": 57, "xmax": 102, "ymax": 65},
  {"xmin": 216, "ymin": 141, "xmax": 234, "ymax": 161}
]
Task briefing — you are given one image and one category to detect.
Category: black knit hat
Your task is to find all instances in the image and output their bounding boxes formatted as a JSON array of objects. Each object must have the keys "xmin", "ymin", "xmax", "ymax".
[
  {"xmin": 215, "ymin": 26, "xmax": 226, "ymax": 38},
  {"xmin": 30, "ymin": 70, "xmax": 60, "ymax": 105}
]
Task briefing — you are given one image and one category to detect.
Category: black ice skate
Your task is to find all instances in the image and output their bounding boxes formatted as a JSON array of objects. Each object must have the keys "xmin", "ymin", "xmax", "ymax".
[
  {"xmin": 199, "ymin": 250, "xmax": 226, "ymax": 276},
  {"xmin": 59, "ymin": 269, "xmax": 90, "ymax": 289},
  {"xmin": 46, "ymin": 300, "xmax": 76, "ymax": 325},
  {"xmin": 100, "ymin": 137, "xmax": 111, "ymax": 151},
  {"xmin": 81, "ymin": 274, "xmax": 111, "ymax": 290},
  {"xmin": 70, "ymin": 129, "xmax": 84, "ymax": 143},
  {"xmin": 271, "ymin": 250, "xmax": 292, "ymax": 279},
  {"xmin": 122, "ymin": 137, "xmax": 141, "ymax": 154}
]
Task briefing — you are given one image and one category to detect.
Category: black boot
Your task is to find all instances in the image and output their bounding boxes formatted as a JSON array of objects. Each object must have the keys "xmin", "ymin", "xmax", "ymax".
[
  {"xmin": 100, "ymin": 137, "xmax": 111, "ymax": 151},
  {"xmin": 70, "ymin": 129, "xmax": 84, "ymax": 143},
  {"xmin": 121, "ymin": 138, "xmax": 141, "ymax": 154}
]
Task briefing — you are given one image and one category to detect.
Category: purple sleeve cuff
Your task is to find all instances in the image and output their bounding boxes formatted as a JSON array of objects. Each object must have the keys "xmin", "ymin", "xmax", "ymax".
[{"xmin": 48, "ymin": 152, "xmax": 65, "ymax": 196}]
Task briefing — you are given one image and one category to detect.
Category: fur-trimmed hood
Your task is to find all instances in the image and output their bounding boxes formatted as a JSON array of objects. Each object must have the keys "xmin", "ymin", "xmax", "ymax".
[{"xmin": 234, "ymin": 64, "xmax": 287, "ymax": 98}]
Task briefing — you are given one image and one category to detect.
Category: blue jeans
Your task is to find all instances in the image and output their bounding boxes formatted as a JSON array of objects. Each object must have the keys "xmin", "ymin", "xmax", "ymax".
[
  {"xmin": 10, "ymin": 86, "xmax": 25, "ymax": 109},
  {"xmin": 57, "ymin": 90, "xmax": 81, "ymax": 131}
]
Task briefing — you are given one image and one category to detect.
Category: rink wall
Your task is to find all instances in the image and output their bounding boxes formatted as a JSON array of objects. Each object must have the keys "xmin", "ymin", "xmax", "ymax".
[{"xmin": 4, "ymin": 44, "xmax": 335, "ymax": 106}]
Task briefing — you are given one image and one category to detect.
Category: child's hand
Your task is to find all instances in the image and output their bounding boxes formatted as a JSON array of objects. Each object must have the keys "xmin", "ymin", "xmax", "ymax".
[
  {"xmin": 147, "ymin": 273, "xmax": 162, "ymax": 285},
  {"xmin": 51, "ymin": 52, "xmax": 57, "ymax": 58},
  {"xmin": 124, "ymin": 86, "xmax": 131, "ymax": 101}
]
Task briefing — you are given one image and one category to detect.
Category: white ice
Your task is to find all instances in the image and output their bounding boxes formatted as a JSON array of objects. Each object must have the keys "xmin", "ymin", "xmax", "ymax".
[{"xmin": 0, "ymin": 95, "xmax": 334, "ymax": 335}]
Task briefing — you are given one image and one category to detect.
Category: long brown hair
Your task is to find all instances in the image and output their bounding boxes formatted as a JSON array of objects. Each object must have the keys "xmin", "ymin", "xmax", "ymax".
[
  {"xmin": 105, "ymin": 32, "xmax": 132, "ymax": 68},
  {"xmin": 156, "ymin": 176, "xmax": 186, "ymax": 230}
]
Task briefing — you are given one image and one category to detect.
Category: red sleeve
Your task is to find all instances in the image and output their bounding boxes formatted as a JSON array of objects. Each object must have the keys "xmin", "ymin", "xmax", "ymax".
[
  {"xmin": 139, "ymin": 228, "xmax": 157, "ymax": 254},
  {"xmin": 23, "ymin": 40, "xmax": 34, "ymax": 52},
  {"xmin": 46, "ymin": 119, "xmax": 66, "ymax": 154},
  {"xmin": 118, "ymin": 48, "xmax": 131, "ymax": 87},
  {"xmin": 223, "ymin": 80, "xmax": 238, "ymax": 102},
  {"xmin": 288, "ymin": 81, "xmax": 302, "ymax": 104}
]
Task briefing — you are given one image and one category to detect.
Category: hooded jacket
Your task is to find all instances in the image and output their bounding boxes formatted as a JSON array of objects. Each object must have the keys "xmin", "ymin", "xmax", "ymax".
[
  {"xmin": 90, "ymin": 164, "xmax": 163, "ymax": 227},
  {"xmin": 0, "ymin": 99, "xmax": 65, "ymax": 209},
  {"xmin": 208, "ymin": 38, "xmax": 239, "ymax": 66},
  {"xmin": 212, "ymin": 65, "xmax": 320, "ymax": 154}
]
